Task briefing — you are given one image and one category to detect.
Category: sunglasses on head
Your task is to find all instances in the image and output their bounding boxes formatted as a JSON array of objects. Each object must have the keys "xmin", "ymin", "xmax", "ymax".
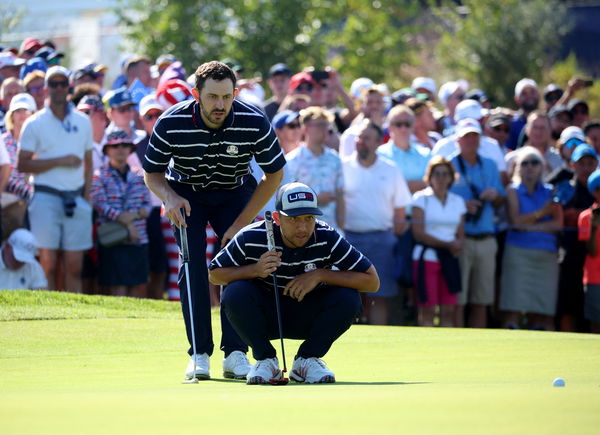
[
  {"xmin": 143, "ymin": 112, "xmax": 161, "ymax": 121},
  {"xmin": 391, "ymin": 120, "xmax": 412, "ymax": 128},
  {"xmin": 47, "ymin": 80, "xmax": 69, "ymax": 89},
  {"xmin": 521, "ymin": 159, "xmax": 541, "ymax": 167},
  {"xmin": 115, "ymin": 105, "xmax": 134, "ymax": 113}
]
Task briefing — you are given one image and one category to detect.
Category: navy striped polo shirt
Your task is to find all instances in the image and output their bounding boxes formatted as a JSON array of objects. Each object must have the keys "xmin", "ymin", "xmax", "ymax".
[
  {"xmin": 143, "ymin": 98, "xmax": 286, "ymax": 189},
  {"xmin": 209, "ymin": 220, "xmax": 373, "ymax": 291}
]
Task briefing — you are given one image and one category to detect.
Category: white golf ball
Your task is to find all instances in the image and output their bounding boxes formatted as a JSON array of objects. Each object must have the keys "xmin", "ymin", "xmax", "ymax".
[{"xmin": 552, "ymin": 377, "xmax": 565, "ymax": 387}]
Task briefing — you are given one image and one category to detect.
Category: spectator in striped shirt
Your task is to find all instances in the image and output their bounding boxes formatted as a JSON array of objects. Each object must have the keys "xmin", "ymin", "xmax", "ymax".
[
  {"xmin": 143, "ymin": 60, "xmax": 285, "ymax": 381},
  {"xmin": 90, "ymin": 127, "xmax": 151, "ymax": 297},
  {"xmin": 209, "ymin": 182, "xmax": 379, "ymax": 384}
]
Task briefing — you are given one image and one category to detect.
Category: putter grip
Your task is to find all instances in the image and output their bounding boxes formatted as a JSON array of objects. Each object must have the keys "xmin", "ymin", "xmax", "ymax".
[
  {"xmin": 180, "ymin": 224, "xmax": 190, "ymax": 263},
  {"xmin": 264, "ymin": 211, "xmax": 276, "ymax": 251}
]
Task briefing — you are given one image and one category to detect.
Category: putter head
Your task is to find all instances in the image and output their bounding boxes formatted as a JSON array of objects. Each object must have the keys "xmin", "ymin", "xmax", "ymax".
[
  {"xmin": 268, "ymin": 369, "xmax": 289, "ymax": 385},
  {"xmin": 181, "ymin": 377, "xmax": 199, "ymax": 384}
]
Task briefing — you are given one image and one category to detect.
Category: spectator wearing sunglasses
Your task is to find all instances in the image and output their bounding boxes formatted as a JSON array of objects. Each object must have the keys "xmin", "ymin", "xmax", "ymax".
[
  {"xmin": 543, "ymin": 84, "xmax": 564, "ymax": 112},
  {"xmin": 485, "ymin": 112, "xmax": 512, "ymax": 152},
  {"xmin": 568, "ymin": 99, "xmax": 590, "ymax": 129},
  {"xmin": 18, "ymin": 66, "xmax": 94, "ymax": 293},
  {"xmin": 546, "ymin": 126, "xmax": 588, "ymax": 186},
  {"xmin": 23, "ymin": 70, "xmax": 46, "ymax": 110},
  {"xmin": 90, "ymin": 126, "xmax": 151, "ymax": 297},
  {"xmin": 102, "ymin": 87, "xmax": 145, "ymax": 169},
  {"xmin": 437, "ymin": 81, "xmax": 466, "ymax": 137},
  {"xmin": 76, "ymin": 94, "xmax": 108, "ymax": 171},
  {"xmin": 548, "ymin": 104, "xmax": 573, "ymax": 142},
  {"xmin": 500, "ymin": 146, "xmax": 562, "ymax": 330}
]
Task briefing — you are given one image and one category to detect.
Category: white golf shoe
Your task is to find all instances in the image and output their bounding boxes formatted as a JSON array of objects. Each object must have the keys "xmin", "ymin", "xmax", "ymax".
[
  {"xmin": 185, "ymin": 353, "xmax": 210, "ymax": 380},
  {"xmin": 246, "ymin": 357, "xmax": 283, "ymax": 385},
  {"xmin": 223, "ymin": 350, "xmax": 251, "ymax": 379},
  {"xmin": 290, "ymin": 357, "xmax": 335, "ymax": 383}
]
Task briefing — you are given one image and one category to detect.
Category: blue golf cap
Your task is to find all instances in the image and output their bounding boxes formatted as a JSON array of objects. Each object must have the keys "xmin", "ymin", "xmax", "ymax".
[
  {"xmin": 272, "ymin": 110, "xmax": 299, "ymax": 129},
  {"xmin": 588, "ymin": 169, "xmax": 600, "ymax": 194},
  {"xmin": 103, "ymin": 86, "xmax": 134, "ymax": 109},
  {"xmin": 571, "ymin": 144, "xmax": 598, "ymax": 163}
]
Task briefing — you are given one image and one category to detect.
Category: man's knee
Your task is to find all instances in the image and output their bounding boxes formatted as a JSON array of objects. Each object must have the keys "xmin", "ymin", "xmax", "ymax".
[
  {"xmin": 326, "ymin": 287, "xmax": 363, "ymax": 318},
  {"xmin": 221, "ymin": 280, "xmax": 258, "ymax": 312}
]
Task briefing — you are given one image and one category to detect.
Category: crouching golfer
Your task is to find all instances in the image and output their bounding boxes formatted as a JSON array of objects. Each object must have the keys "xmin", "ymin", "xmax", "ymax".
[{"xmin": 209, "ymin": 182, "xmax": 380, "ymax": 384}]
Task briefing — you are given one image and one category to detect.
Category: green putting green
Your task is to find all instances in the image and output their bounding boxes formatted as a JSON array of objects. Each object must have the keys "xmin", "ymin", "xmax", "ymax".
[{"xmin": 1, "ymin": 290, "xmax": 599, "ymax": 434}]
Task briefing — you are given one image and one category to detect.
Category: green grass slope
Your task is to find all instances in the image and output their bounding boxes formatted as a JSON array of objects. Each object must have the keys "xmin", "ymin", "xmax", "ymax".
[{"xmin": 1, "ymin": 290, "xmax": 599, "ymax": 435}]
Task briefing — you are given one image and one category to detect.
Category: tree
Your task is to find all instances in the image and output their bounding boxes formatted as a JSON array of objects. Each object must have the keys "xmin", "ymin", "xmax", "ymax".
[
  {"xmin": 114, "ymin": 0, "xmax": 426, "ymax": 89},
  {"xmin": 0, "ymin": 5, "xmax": 24, "ymax": 41},
  {"xmin": 433, "ymin": 0, "xmax": 570, "ymax": 106}
]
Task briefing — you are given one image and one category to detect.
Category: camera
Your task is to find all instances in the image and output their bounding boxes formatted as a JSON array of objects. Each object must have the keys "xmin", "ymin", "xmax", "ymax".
[
  {"xmin": 310, "ymin": 70, "xmax": 330, "ymax": 83},
  {"xmin": 583, "ymin": 79, "xmax": 594, "ymax": 88},
  {"xmin": 466, "ymin": 204, "xmax": 484, "ymax": 223},
  {"xmin": 62, "ymin": 194, "xmax": 77, "ymax": 217}
]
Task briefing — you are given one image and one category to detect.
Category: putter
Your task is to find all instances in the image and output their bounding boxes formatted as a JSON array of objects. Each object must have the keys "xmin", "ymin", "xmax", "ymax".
[
  {"xmin": 179, "ymin": 220, "xmax": 200, "ymax": 384},
  {"xmin": 264, "ymin": 211, "xmax": 289, "ymax": 385}
]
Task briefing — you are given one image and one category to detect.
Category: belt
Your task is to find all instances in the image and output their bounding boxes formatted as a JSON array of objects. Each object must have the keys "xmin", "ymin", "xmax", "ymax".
[
  {"xmin": 465, "ymin": 233, "xmax": 494, "ymax": 240},
  {"xmin": 34, "ymin": 184, "xmax": 83, "ymax": 198}
]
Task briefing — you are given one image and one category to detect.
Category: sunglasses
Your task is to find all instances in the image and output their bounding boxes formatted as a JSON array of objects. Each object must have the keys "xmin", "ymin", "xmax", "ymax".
[
  {"xmin": 47, "ymin": 80, "xmax": 69, "ymax": 89},
  {"xmin": 285, "ymin": 122, "xmax": 301, "ymax": 129},
  {"xmin": 115, "ymin": 105, "xmax": 134, "ymax": 113},
  {"xmin": 28, "ymin": 85, "xmax": 44, "ymax": 93},
  {"xmin": 521, "ymin": 159, "xmax": 541, "ymax": 167},
  {"xmin": 296, "ymin": 84, "xmax": 313, "ymax": 92},
  {"xmin": 492, "ymin": 125, "xmax": 510, "ymax": 133},
  {"xmin": 106, "ymin": 143, "xmax": 133, "ymax": 149},
  {"xmin": 143, "ymin": 112, "xmax": 162, "ymax": 121},
  {"xmin": 391, "ymin": 120, "xmax": 413, "ymax": 128},
  {"xmin": 572, "ymin": 108, "xmax": 589, "ymax": 115}
]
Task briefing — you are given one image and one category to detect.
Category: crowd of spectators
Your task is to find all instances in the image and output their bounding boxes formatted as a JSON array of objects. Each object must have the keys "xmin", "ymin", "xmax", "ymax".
[{"xmin": 1, "ymin": 36, "xmax": 599, "ymax": 333}]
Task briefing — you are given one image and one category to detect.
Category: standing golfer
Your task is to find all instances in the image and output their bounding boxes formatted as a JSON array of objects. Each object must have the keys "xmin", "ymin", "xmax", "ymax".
[
  {"xmin": 209, "ymin": 182, "xmax": 380, "ymax": 384},
  {"xmin": 143, "ymin": 61, "xmax": 285, "ymax": 380}
]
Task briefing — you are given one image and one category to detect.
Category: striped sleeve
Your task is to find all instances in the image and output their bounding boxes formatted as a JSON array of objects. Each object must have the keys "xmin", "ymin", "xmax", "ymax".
[
  {"xmin": 329, "ymin": 232, "xmax": 372, "ymax": 272},
  {"xmin": 252, "ymin": 115, "xmax": 286, "ymax": 174},
  {"xmin": 209, "ymin": 231, "xmax": 247, "ymax": 270},
  {"xmin": 143, "ymin": 118, "xmax": 172, "ymax": 173}
]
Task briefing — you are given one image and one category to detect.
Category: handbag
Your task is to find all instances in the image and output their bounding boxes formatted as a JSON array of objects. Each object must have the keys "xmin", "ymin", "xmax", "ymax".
[{"xmin": 97, "ymin": 221, "xmax": 129, "ymax": 247}]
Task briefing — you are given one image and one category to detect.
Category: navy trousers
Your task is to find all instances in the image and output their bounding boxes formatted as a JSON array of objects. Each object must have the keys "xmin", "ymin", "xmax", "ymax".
[
  {"xmin": 171, "ymin": 178, "xmax": 257, "ymax": 357},
  {"xmin": 221, "ymin": 280, "xmax": 363, "ymax": 361}
]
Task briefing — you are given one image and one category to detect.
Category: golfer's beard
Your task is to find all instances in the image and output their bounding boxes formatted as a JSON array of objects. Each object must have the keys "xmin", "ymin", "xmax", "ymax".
[
  {"xmin": 521, "ymin": 100, "xmax": 539, "ymax": 112},
  {"xmin": 200, "ymin": 102, "xmax": 226, "ymax": 123}
]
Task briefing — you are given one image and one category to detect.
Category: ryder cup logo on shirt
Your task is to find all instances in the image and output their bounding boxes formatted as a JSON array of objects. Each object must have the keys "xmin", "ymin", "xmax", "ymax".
[
  {"xmin": 304, "ymin": 263, "xmax": 317, "ymax": 272},
  {"xmin": 226, "ymin": 145, "xmax": 238, "ymax": 155}
]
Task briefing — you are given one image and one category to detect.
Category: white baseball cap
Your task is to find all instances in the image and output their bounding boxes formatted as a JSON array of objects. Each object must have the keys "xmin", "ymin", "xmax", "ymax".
[
  {"xmin": 514, "ymin": 78, "xmax": 538, "ymax": 98},
  {"xmin": 559, "ymin": 126, "xmax": 586, "ymax": 145},
  {"xmin": 350, "ymin": 77, "xmax": 374, "ymax": 99},
  {"xmin": 411, "ymin": 77, "xmax": 436, "ymax": 94},
  {"xmin": 44, "ymin": 65, "xmax": 70, "ymax": 86},
  {"xmin": 456, "ymin": 118, "xmax": 482, "ymax": 137},
  {"xmin": 438, "ymin": 81, "xmax": 465, "ymax": 106},
  {"xmin": 139, "ymin": 93, "xmax": 164, "ymax": 116},
  {"xmin": 275, "ymin": 182, "xmax": 323, "ymax": 217},
  {"xmin": 455, "ymin": 99, "xmax": 487, "ymax": 121},
  {"xmin": 7, "ymin": 229, "xmax": 38, "ymax": 264},
  {"xmin": 9, "ymin": 93, "xmax": 37, "ymax": 112}
]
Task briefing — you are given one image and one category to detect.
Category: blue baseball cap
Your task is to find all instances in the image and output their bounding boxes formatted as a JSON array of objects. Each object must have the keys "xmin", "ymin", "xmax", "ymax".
[
  {"xmin": 571, "ymin": 144, "xmax": 598, "ymax": 163},
  {"xmin": 20, "ymin": 57, "xmax": 48, "ymax": 80},
  {"xmin": 103, "ymin": 86, "xmax": 134, "ymax": 109},
  {"xmin": 588, "ymin": 169, "xmax": 600, "ymax": 194},
  {"xmin": 272, "ymin": 110, "xmax": 299, "ymax": 129}
]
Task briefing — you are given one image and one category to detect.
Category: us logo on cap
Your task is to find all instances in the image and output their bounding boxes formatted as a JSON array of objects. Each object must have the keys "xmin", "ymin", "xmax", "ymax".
[{"xmin": 288, "ymin": 192, "xmax": 314, "ymax": 203}]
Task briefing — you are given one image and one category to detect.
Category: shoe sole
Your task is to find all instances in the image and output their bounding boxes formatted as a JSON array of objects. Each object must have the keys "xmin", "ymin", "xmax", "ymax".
[
  {"xmin": 290, "ymin": 371, "xmax": 335, "ymax": 384},
  {"xmin": 223, "ymin": 371, "xmax": 247, "ymax": 380},
  {"xmin": 246, "ymin": 376, "xmax": 269, "ymax": 385}
]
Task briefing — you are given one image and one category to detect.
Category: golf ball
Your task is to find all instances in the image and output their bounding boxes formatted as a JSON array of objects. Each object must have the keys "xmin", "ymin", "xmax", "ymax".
[{"xmin": 552, "ymin": 377, "xmax": 565, "ymax": 387}]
